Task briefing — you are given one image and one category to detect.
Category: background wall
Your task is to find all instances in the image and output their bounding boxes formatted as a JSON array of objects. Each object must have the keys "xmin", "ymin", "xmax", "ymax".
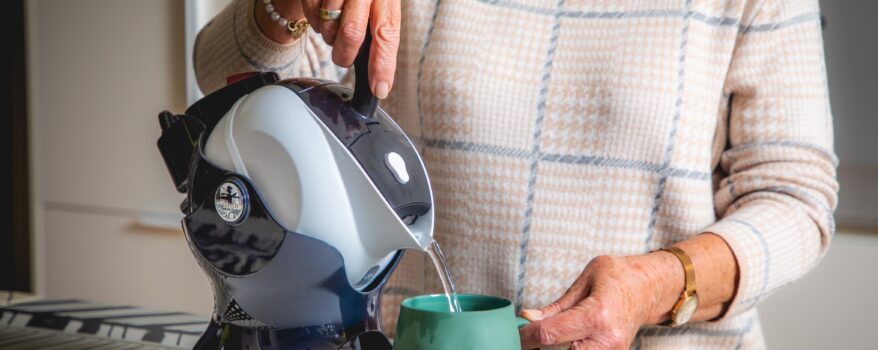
[
  {"xmin": 25, "ymin": 0, "xmax": 876, "ymax": 348},
  {"xmin": 821, "ymin": 1, "xmax": 878, "ymax": 229},
  {"xmin": 27, "ymin": 0, "xmax": 212, "ymax": 314},
  {"xmin": 760, "ymin": 230, "xmax": 878, "ymax": 349}
]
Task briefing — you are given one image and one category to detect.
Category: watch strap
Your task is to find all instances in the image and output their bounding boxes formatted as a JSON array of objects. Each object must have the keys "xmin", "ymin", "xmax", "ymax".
[{"xmin": 662, "ymin": 246, "xmax": 696, "ymax": 295}]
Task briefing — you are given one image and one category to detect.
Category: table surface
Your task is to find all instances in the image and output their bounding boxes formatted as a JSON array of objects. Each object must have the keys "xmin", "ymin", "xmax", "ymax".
[{"xmin": 0, "ymin": 299, "xmax": 209, "ymax": 349}]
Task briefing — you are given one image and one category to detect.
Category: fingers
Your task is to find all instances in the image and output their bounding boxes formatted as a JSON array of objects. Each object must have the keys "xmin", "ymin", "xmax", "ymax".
[
  {"xmin": 571, "ymin": 339, "xmax": 589, "ymax": 350},
  {"xmin": 367, "ymin": 0, "xmax": 400, "ymax": 99},
  {"xmin": 525, "ymin": 284, "xmax": 590, "ymax": 322},
  {"xmin": 522, "ymin": 266, "xmax": 594, "ymax": 321},
  {"xmin": 520, "ymin": 296, "xmax": 573, "ymax": 322},
  {"xmin": 314, "ymin": 0, "xmax": 399, "ymax": 99},
  {"xmin": 319, "ymin": 0, "xmax": 344, "ymax": 45},
  {"xmin": 520, "ymin": 257, "xmax": 638, "ymax": 350},
  {"xmin": 301, "ymin": 0, "xmax": 321, "ymax": 33},
  {"xmin": 332, "ymin": 0, "xmax": 371, "ymax": 68},
  {"xmin": 570, "ymin": 339, "xmax": 604, "ymax": 350},
  {"xmin": 520, "ymin": 300, "xmax": 598, "ymax": 349},
  {"xmin": 571, "ymin": 335, "xmax": 625, "ymax": 350}
]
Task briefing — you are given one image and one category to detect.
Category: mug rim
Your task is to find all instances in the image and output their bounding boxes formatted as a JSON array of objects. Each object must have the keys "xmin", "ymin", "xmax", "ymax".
[{"xmin": 400, "ymin": 293, "xmax": 513, "ymax": 314}]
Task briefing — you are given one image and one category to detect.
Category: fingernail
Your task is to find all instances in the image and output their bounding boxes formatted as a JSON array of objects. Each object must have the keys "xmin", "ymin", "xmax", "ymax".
[
  {"xmin": 374, "ymin": 81, "xmax": 389, "ymax": 99},
  {"xmin": 521, "ymin": 309, "xmax": 543, "ymax": 321}
]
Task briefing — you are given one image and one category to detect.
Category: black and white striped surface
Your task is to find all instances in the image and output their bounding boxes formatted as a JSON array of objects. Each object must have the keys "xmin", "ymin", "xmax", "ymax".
[{"xmin": 0, "ymin": 299, "xmax": 209, "ymax": 349}]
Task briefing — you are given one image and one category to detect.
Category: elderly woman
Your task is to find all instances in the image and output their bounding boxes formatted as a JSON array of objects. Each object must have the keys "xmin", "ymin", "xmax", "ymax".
[{"xmin": 195, "ymin": 0, "xmax": 837, "ymax": 348}]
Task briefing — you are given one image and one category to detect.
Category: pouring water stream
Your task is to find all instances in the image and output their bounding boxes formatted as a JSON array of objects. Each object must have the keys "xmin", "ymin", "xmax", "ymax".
[{"xmin": 425, "ymin": 240, "xmax": 462, "ymax": 313}]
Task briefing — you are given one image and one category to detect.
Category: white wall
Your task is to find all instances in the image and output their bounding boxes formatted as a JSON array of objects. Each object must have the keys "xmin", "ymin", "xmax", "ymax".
[
  {"xmin": 821, "ymin": 0, "xmax": 878, "ymax": 228},
  {"xmin": 25, "ymin": 0, "xmax": 877, "ymax": 347},
  {"xmin": 760, "ymin": 229, "xmax": 878, "ymax": 350},
  {"xmin": 27, "ymin": 0, "xmax": 212, "ymax": 315}
]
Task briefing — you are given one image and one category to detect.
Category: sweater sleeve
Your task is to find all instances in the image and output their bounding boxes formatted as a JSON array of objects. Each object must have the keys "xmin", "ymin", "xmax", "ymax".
[
  {"xmin": 193, "ymin": 0, "xmax": 345, "ymax": 94},
  {"xmin": 706, "ymin": 0, "xmax": 838, "ymax": 319}
]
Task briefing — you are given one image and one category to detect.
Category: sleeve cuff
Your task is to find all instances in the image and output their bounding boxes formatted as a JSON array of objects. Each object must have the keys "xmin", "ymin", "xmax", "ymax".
[
  {"xmin": 703, "ymin": 218, "xmax": 765, "ymax": 319},
  {"xmin": 699, "ymin": 200, "xmax": 822, "ymax": 320}
]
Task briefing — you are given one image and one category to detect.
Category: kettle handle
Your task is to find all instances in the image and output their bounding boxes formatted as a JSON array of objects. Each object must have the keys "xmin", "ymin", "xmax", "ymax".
[{"xmin": 351, "ymin": 23, "xmax": 378, "ymax": 119}]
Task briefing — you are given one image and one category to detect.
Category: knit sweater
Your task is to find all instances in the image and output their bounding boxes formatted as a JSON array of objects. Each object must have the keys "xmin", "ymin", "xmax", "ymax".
[{"xmin": 195, "ymin": 0, "xmax": 837, "ymax": 348}]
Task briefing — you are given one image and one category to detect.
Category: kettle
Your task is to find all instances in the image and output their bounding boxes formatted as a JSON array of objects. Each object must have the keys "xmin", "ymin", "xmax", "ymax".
[
  {"xmin": 155, "ymin": 28, "xmax": 434, "ymax": 348},
  {"xmin": 200, "ymin": 53, "xmax": 434, "ymax": 289}
]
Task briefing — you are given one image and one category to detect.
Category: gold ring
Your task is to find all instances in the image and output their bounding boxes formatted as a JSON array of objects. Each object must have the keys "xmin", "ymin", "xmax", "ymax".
[
  {"xmin": 319, "ymin": 8, "xmax": 342, "ymax": 21},
  {"xmin": 287, "ymin": 18, "xmax": 309, "ymax": 40}
]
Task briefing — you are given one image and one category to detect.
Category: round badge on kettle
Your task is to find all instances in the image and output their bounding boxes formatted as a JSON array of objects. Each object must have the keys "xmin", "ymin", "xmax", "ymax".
[{"xmin": 214, "ymin": 178, "xmax": 249, "ymax": 224}]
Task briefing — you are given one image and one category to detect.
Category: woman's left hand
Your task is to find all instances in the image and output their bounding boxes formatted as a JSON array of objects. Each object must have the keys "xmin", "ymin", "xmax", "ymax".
[{"xmin": 518, "ymin": 254, "xmax": 681, "ymax": 349}]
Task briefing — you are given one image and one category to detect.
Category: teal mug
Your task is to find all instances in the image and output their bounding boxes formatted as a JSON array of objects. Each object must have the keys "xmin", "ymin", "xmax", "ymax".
[{"xmin": 393, "ymin": 294, "xmax": 530, "ymax": 350}]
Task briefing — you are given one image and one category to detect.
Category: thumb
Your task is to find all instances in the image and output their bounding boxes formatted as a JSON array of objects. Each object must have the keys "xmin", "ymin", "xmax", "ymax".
[{"xmin": 521, "ymin": 284, "xmax": 590, "ymax": 321}]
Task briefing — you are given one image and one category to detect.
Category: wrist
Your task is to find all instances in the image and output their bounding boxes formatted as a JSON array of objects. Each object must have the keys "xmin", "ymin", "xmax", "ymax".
[
  {"xmin": 254, "ymin": 0, "xmax": 305, "ymax": 44},
  {"xmin": 625, "ymin": 251, "xmax": 686, "ymax": 325}
]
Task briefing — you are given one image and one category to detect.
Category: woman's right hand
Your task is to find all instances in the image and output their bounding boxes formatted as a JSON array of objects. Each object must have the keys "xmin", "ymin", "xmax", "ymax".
[{"xmin": 261, "ymin": 0, "xmax": 400, "ymax": 99}]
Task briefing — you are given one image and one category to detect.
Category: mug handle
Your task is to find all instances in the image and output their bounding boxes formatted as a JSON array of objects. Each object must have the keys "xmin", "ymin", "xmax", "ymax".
[{"xmin": 516, "ymin": 317, "xmax": 531, "ymax": 329}]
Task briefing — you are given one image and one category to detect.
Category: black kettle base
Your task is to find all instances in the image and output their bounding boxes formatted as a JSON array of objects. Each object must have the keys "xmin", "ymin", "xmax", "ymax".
[{"xmin": 193, "ymin": 320, "xmax": 393, "ymax": 350}]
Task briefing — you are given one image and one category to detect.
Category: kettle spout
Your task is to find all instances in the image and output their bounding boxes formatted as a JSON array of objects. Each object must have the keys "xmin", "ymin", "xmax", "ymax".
[
  {"xmin": 401, "ymin": 210, "xmax": 436, "ymax": 251},
  {"xmin": 352, "ymin": 203, "xmax": 435, "ymax": 258}
]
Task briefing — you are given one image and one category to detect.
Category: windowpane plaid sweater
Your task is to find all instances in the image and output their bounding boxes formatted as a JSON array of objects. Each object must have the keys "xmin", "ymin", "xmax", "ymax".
[{"xmin": 195, "ymin": 0, "xmax": 837, "ymax": 348}]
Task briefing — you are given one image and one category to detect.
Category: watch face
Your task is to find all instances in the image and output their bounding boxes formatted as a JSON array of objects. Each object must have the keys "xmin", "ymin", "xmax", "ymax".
[
  {"xmin": 675, "ymin": 294, "xmax": 699, "ymax": 325},
  {"xmin": 214, "ymin": 179, "xmax": 248, "ymax": 224}
]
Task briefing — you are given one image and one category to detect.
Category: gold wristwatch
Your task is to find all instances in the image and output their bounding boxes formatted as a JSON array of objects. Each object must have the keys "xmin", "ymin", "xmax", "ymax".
[{"xmin": 661, "ymin": 247, "xmax": 698, "ymax": 327}]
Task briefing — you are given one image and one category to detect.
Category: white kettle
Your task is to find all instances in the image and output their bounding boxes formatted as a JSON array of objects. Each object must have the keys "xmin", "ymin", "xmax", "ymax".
[{"xmin": 200, "ymin": 73, "xmax": 434, "ymax": 289}]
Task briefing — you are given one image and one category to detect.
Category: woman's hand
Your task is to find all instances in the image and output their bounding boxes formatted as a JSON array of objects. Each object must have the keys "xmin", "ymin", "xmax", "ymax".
[
  {"xmin": 518, "ymin": 254, "xmax": 682, "ymax": 349},
  {"xmin": 518, "ymin": 234, "xmax": 739, "ymax": 349},
  {"xmin": 255, "ymin": 0, "xmax": 400, "ymax": 99}
]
